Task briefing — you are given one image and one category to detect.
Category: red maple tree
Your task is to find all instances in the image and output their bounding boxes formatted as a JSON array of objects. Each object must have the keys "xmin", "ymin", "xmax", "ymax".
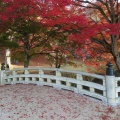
[
  {"xmin": 72, "ymin": 0, "xmax": 120, "ymax": 73},
  {"xmin": 0, "ymin": 0, "xmax": 87, "ymax": 67}
]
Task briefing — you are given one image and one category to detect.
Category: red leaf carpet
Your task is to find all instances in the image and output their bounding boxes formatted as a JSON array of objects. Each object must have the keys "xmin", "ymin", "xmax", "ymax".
[{"xmin": 0, "ymin": 84, "xmax": 119, "ymax": 120}]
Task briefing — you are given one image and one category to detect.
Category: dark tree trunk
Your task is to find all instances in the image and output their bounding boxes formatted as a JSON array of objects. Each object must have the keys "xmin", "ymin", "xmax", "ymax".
[
  {"xmin": 23, "ymin": 38, "xmax": 30, "ymax": 68},
  {"xmin": 55, "ymin": 50, "xmax": 61, "ymax": 68},
  {"xmin": 24, "ymin": 52, "xmax": 30, "ymax": 68}
]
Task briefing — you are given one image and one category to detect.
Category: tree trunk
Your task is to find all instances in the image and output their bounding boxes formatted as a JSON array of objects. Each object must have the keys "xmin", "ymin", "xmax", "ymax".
[
  {"xmin": 24, "ymin": 43, "xmax": 30, "ymax": 68},
  {"xmin": 55, "ymin": 50, "xmax": 58, "ymax": 68},
  {"xmin": 114, "ymin": 56, "xmax": 120, "ymax": 70},
  {"xmin": 24, "ymin": 52, "xmax": 30, "ymax": 68},
  {"xmin": 111, "ymin": 35, "xmax": 120, "ymax": 70},
  {"xmin": 55, "ymin": 50, "xmax": 61, "ymax": 68},
  {"xmin": 23, "ymin": 35, "xmax": 30, "ymax": 68}
]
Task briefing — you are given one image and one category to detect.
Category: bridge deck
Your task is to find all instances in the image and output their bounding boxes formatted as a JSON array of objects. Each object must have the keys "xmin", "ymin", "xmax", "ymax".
[{"xmin": 0, "ymin": 84, "xmax": 119, "ymax": 120}]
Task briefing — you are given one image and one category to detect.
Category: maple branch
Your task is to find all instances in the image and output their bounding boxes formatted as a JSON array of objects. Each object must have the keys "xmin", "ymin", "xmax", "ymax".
[
  {"xmin": 75, "ymin": 0, "xmax": 98, "ymax": 7},
  {"xmin": 91, "ymin": 37, "xmax": 112, "ymax": 53},
  {"xmin": 74, "ymin": 0, "xmax": 98, "ymax": 9},
  {"xmin": 29, "ymin": 50, "xmax": 55, "ymax": 58},
  {"xmin": 104, "ymin": 1, "xmax": 112, "ymax": 18},
  {"xmin": 116, "ymin": 0, "xmax": 119, "ymax": 14},
  {"xmin": 116, "ymin": 0, "xmax": 120, "ymax": 23},
  {"xmin": 109, "ymin": 0, "xmax": 116, "ymax": 23},
  {"xmin": 99, "ymin": 32, "xmax": 111, "ymax": 46},
  {"xmin": 75, "ymin": 4, "xmax": 95, "ymax": 9},
  {"xmin": 75, "ymin": 0, "xmax": 111, "ymax": 23},
  {"xmin": 118, "ymin": 15, "xmax": 120, "ymax": 22},
  {"xmin": 96, "ymin": 7, "xmax": 111, "ymax": 23},
  {"xmin": 110, "ymin": 35, "xmax": 120, "ymax": 61},
  {"xmin": 97, "ymin": 0, "xmax": 106, "ymax": 5}
]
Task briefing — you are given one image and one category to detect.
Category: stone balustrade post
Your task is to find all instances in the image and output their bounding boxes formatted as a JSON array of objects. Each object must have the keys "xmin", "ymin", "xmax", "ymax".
[
  {"xmin": 39, "ymin": 70, "xmax": 44, "ymax": 81},
  {"xmin": 106, "ymin": 62, "xmax": 116, "ymax": 105},
  {"xmin": 55, "ymin": 70, "xmax": 61, "ymax": 90},
  {"xmin": 38, "ymin": 70, "xmax": 44, "ymax": 85},
  {"xmin": 12, "ymin": 70, "xmax": 17, "ymax": 83},
  {"xmin": 24, "ymin": 70, "xmax": 29, "ymax": 84},
  {"xmin": 76, "ymin": 74, "xmax": 83, "ymax": 90},
  {"xmin": 0, "ymin": 70, "xmax": 4, "ymax": 85}
]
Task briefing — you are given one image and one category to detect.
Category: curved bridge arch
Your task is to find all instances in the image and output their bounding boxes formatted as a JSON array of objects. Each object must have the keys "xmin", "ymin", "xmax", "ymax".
[{"xmin": 0, "ymin": 67, "xmax": 119, "ymax": 105}]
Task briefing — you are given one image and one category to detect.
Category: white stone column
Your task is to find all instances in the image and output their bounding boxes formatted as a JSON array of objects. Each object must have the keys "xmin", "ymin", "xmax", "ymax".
[
  {"xmin": 55, "ymin": 70, "xmax": 61, "ymax": 90},
  {"xmin": 24, "ymin": 70, "xmax": 29, "ymax": 84},
  {"xmin": 106, "ymin": 75, "xmax": 116, "ymax": 105},
  {"xmin": 106, "ymin": 62, "xmax": 116, "ymax": 105},
  {"xmin": 0, "ymin": 70, "xmax": 4, "ymax": 85},
  {"xmin": 38, "ymin": 70, "xmax": 44, "ymax": 86},
  {"xmin": 76, "ymin": 74, "xmax": 83, "ymax": 93},
  {"xmin": 5, "ymin": 49, "xmax": 11, "ymax": 69}
]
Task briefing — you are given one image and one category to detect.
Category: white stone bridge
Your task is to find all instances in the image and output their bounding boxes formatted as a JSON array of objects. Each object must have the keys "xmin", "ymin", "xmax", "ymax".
[{"xmin": 0, "ymin": 67, "xmax": 119, "ymax": 106}]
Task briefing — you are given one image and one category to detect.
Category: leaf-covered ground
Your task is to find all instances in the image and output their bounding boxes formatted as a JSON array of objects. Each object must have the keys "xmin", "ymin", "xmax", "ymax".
[{"xmin": 0, "ymin": 84, "xmax": 119, "ymax": 120}]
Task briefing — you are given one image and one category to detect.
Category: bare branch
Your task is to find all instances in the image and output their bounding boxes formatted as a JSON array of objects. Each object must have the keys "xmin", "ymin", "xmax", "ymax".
[
  {"xmin": 91, "ymin": 37, "xmax": 111, "ymax": 53},
  {"xmin": 97, "ymin": 0, "xmax": 106, "ymax": 5},
  {"xmin": 75, "ymin": 0, "xmax": 111, "ymax": 23},
  {"xmin": 75, "ymin": 0, "xmax": 101, "ymax": 7}
]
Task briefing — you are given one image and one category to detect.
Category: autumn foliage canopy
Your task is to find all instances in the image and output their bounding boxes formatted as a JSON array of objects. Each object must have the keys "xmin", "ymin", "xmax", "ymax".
[{"xmin": 0, "ymin": 0, "xmax": 120, "ymax": 73}]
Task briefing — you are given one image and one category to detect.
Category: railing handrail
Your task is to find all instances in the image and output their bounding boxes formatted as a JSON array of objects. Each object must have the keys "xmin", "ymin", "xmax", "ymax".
[{"xmin": 4, "ymin": 67, "xmax": 105, "ymax": 79}]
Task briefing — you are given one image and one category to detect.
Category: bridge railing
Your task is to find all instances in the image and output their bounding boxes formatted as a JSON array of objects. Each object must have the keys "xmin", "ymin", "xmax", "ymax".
[
  {"xmin": 115, "ymin": 77, "xmax": 120, "ymax": 103},
  {"xmin": 0, "ymin": 66, "xmax": 119, "ymax": 106},
  {"xmin": 0, "ymin": 68, "xmax": 107, "ymax": 100}
]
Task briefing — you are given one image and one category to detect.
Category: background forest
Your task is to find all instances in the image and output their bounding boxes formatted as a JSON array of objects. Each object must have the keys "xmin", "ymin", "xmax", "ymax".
[{"xmin": 0, "ymin": 0, "xmax": 120, "ymax": 74}]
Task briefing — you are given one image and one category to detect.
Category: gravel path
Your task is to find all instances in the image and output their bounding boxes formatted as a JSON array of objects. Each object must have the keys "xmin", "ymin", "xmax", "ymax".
[{"xmin": 0, "ymin": 84, "xmax": 119, "ymax": 120}]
